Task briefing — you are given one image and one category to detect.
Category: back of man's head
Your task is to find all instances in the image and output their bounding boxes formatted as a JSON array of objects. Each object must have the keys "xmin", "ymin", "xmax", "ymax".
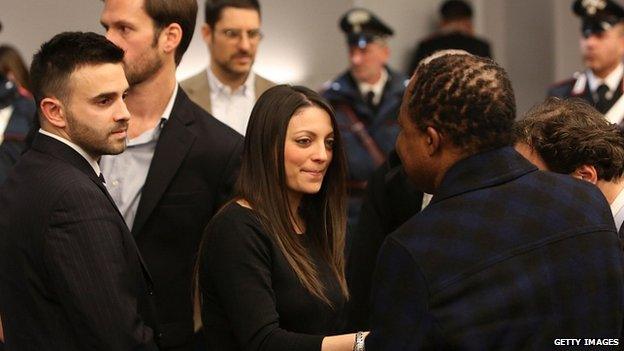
[
  {"xmin": 204, "ymin": 0, "xmax": 261, "ymax": 28},
  {"xmin": 408, "ymin": 51, "xmax": 515, "ymax": 155},
  {"xmin": 515, "ymin": 97, "xmax": 624, "ymax": 181},
  {"xmin": 142, "ymin": 0, "xmax": 197, "ymax": 65},
  {"xmin": 440, "ymin": 0, "xmax": 473, "ymax": 21},
  {"xmin": 30, "ymin": 31, "xmax": 124, "ymax": 111}
]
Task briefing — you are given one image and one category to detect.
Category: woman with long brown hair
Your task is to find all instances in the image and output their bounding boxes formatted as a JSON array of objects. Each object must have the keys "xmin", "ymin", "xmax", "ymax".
[{"xmin": 196, "ymin": 85, "xmax": 366, "ymax": 350}]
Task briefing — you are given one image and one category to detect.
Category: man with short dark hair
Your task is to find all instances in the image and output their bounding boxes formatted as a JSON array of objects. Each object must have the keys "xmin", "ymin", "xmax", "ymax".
[
  {"xmin": 549, "ymin": 0, "xmax": 624, "ymax": 123},
  {"xmin": 322, "ymin": 8, "xmax": 407, "ymax": 228},
  {"xmin": 407, "ymin": 0, "xmax": 491, "ymax": 75},
  {"xmin": 181, "ymin": 0, "xmax": 274, "ymax": 135},
  {"xmin": 514, "ymin": 97, "xmax": 624, "ymax": 233},
  {"xmin": 366, "ymin": 51, "xmax": 624, "ymax": 350},
  {"xmin": 0, "ymin": 31, "xmax": 158, "ymax": 350},
  {"xmin": 100, "ymin": 0, "xmax": 243, "ymax": 349}
]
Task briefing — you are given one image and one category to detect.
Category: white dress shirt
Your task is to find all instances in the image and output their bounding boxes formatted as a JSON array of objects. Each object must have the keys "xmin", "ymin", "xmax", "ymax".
[
  {"xmin": 100, "ymin": 84, "xmax": 178, "ymax": 229},
  {"xmin": 0, "ymin": 105, "xmax": 14, "ymax": 144},
  {"xmin": 207, "ymin": 67, "xmax": 256, "ymax": 136},
  {"xmin": 587, "ymin": 62, "xmax": 624, "ymax": 101},
  {"xmin": 357, "ymin": 68, "xmax": 388, "ymax": 106},
  {"xmin": 611, "ymin": 186, "xmax": 624, "ymax": 232}
]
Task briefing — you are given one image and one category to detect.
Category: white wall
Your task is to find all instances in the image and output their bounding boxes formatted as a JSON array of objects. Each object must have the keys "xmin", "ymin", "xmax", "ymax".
[{"xmin": 0, "ymin": 0, "xmax": 586, "ymax": 117}]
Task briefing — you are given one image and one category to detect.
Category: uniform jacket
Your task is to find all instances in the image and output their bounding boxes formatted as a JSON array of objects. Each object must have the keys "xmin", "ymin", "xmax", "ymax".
[
  {"xmin": 548, "ymin": 71, "xmax": 624, "ymax": 119},
  {"xmin": 321, "ymin": 68, "xmax": 407, "ymax": 184},
  {"xmin": 180, "ymin": 69, "xmax": 275, "ymax": 114},
  {"xmin": 0, "ymin": 93, "xmax": 36, "ymax": 184},
  {"xmin": 366, "ymin": 147, "xmax": 624, "ymax": 350},
  {"xmin": 131, "ymin": 88, "xmax": 243, "ymax": 349},
  {"xmin": 0, "ymin": 133, "xmax": 158, "ymax": 351}
]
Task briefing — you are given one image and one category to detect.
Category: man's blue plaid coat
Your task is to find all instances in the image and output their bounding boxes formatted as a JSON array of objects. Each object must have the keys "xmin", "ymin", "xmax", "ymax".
[{"xmin": 366, "ymin": 147, "xmax": 624, "ymax": 350}]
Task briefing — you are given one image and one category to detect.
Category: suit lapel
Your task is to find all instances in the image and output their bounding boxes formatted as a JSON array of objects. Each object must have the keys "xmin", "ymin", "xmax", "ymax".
[
  {"xmin": 193, "ymin": 70, "xmax": 212, "ymax": 113},
  {"xmin": 131, "ymin": 90, "xmax": 196, "ymax": 237},
  {"xmin": 254, "ymin": 74, "xmax": 274, "ymax": 100}
]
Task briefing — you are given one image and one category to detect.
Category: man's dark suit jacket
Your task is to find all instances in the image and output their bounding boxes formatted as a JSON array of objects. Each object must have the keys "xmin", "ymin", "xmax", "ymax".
[
  {"xmin": 0, "ymin": 133, "xmax": 158, "ymax": 351},
  {"xmin": 130, "ymin": 88, "xmax": 243, "ymax": 349},
  {"xmin": 366, "ymin": 147, "xmax": 624, "ymax": 350},
  {"xmin": 346, "ymin": 150, "xmax": 423, "ymax": 331}
]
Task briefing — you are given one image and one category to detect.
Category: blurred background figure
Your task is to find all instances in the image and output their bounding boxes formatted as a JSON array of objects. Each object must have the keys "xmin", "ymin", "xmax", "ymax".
[
  {"xmin": 0, "ymin": 45, "xmax": 32, "ymax": 97},
  {"xmin": 407, "ymin": 0, "xmax": 491, "ymax": 75},
  {"xmin": 548, "ymin": 0, "xmax": 624, "ymax": 123},
  {"xmin": 0, "ymin": 24, "xmax": 36, "ymax": 185},
  {"xmin": 181, "ymin": 0, "xmax": 275, "ymax": 136},
  {"xmin": 321, "ymin": 8, "xmax": 407, "ymax": 231}
]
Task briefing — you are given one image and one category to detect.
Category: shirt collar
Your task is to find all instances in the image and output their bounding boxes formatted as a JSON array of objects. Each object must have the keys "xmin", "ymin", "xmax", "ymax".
[
  {"xmin": 588, "ymin": 62, "xmax": 624, "ymax": 93},
  {"xmin": 162, "ymin": 83, "xmax": 178, "ymax": 122},
  {"xmin": 357, "ymin": 68, "xmax": 388, "ymax": 100},
  {"xmin": 610, "ymin": 186, "xmax": 624, "ymax": 219},
  {"xmin": 206, "ymin": 66, "xmax": 256, "ymax": 97},
  {"xmin": 38, "ymin": 128, "xmax": 102, "ymax": 176}
]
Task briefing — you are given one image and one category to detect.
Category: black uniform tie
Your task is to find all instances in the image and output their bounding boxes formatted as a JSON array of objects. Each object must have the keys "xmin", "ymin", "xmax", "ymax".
[
  {"xmin": 596, "ymin": 84, "xmax": 611, "ymax": 114},
  {"xmin": 365, "ymin": 91, "xmax": 376, "ymax": 111},
  {"xmin": 98, "ymin": 173, "xmax": 106, "ymax": 185}
]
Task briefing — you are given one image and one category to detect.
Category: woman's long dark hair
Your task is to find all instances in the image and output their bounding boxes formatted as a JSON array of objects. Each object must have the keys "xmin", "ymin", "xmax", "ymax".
[{"xmin": 236, "ymin": 84, "xmax": 349, "ymax": 306}]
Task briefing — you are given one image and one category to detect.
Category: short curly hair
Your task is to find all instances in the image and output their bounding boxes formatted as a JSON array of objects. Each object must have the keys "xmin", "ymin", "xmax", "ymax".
[
  {"xmin": 408, "ymin": 51, "xmax": 516, "ymax": 154},
  {"xmin": 514, "ymin": 97, "xmax": 624, "ymax": 181}
]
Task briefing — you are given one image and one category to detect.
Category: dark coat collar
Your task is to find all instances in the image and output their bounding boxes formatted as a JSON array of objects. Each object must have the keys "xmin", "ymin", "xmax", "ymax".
[
  {"xmin": 431, "ymin": 146, "xmax": 537, "ymax": 205},
  {"xmin": 31, "ymin": 132, "xmax": 100, "ymax": 182}
]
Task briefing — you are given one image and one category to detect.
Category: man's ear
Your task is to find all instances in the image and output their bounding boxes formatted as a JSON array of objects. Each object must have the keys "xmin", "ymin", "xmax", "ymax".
[
  {"xmin": 201, "ymin": 23, "xmax": 212, "ymax": 44},
  {"xmin": 39, "ymin": 97, "xmax": 66, "ymax": 128},
  {"xmin": 424, "ymin": 126, "xmax": 441, "ymax": 156},
  {"xmin": 160, "ymin": 23, "xmax": 182, "ymax": 55},
  {"xmin": 571, "ymin": 164, "xmax": 598, "ymax": 184}
]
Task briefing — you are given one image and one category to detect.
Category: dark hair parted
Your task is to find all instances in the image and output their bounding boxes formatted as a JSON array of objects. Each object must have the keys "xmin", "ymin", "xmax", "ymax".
[
  {"xmin": 409, "ymin": 52, "xmax": 516, "ymax": 154},
  {"xmin": 144, "ymin": 0, "xmax": 197, "ymax": 65},
  {"xmin": 514, "ymin": 97, "xmax": 624, "ymax": 181},
  {"xmin": 0, "ymin": 45, "xmax": 31, "ymax": 93},
  {"xmin": 236, "ymin": 84, "xmax": 349, "ymax": 306},
  {"xmin": 204, "ymin": 0, "xmax": 261, "ymax": 28},
  {"xmin": 30, "ymin": 31, "xmax": 124, "ymax": 110},
  {"xmin": 440, "ymin": 0, "xmax": 473, "ymax": 20}
]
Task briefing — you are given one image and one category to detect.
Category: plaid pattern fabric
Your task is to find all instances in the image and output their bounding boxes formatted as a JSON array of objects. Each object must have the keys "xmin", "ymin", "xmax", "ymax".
[{"xmin": 366, "ymin": 147, "xmax": 624, "ymax": 350}]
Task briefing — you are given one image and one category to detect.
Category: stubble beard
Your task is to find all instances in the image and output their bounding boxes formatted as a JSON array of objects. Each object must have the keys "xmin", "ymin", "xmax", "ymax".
[{"xmin": 66, "ymin": 111, "xmax": 127, "ymax": 158}]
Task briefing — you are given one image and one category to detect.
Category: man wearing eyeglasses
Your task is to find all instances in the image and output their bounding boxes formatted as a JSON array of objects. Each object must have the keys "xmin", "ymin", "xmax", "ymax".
[{"xmin": 181, "ymin": 0, "xmax": 274, "ymax": 136}]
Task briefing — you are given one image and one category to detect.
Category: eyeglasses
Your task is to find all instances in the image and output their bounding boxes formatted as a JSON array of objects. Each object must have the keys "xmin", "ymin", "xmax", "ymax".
[{"xmin": 218, "ymin": 29, "xmax": 263, "ymax": 43}]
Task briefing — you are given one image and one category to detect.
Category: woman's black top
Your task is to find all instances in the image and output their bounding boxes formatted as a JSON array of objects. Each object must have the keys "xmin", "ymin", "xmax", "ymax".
[{"xmin": 198, "ymin": 203, "xmax": 347, "ymax": 351}]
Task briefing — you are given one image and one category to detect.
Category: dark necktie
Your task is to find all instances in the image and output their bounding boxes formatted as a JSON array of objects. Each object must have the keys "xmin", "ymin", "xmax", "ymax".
[
  {"xmin": 365, "ymin": 91, "xmax": 376, "ymax": 111},
  {"xmin": 596, "ymin": 84, "xmax": 611, "ymax": 114},
  {"xmin": 98, "ymin": 172, "xmax": 106, "ymax": 185}
]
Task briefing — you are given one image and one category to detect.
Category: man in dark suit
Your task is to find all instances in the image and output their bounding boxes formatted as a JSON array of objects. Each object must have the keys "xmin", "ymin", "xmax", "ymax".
[
  {"xmin": 365, "ymin": 51, "xmax": 624, "ymax": 350},
  {"xmin": 407, "ymin": 0, "xmax": 491, "ymax": 75},
  {"xmin": 0, "ymin": 31, "xmax": 158, "ymax": 350},
  {"xmin": 548, "ymin": 0, "xmax": 624, "ymax": 124},
  {"xmin": 346, "ymin": 150, "xmax": 424, "ymax": 331},
  {"xmin": 100, "ymin": 1, "xmax": 243, "ymax": 349}
]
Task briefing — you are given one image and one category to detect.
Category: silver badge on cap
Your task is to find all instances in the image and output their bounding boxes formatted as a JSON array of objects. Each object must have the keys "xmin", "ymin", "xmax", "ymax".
[
  {"xmin": 347, "ymin": 9, "xmax": 371, "ymax": 33},
  {"xmin": 583, "ymin": 0, "xmax": 607, "ymax": 15}
]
